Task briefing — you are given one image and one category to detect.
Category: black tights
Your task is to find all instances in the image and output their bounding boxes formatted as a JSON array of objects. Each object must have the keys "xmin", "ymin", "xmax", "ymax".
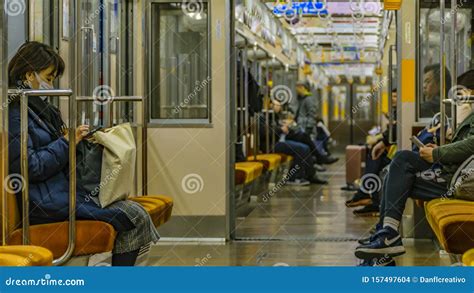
[{"xmin": 112, "ymin": 249, "xmax": 140, "ymax": 266}]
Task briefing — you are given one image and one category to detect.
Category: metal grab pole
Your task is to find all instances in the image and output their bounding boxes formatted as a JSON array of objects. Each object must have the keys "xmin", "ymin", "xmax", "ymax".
[
  {"xmin": 265, "ymin": 60, "xmax": 270, "ymax": 153},
  {"xmin": 451, "ymin": 0, "xmax": 457, "ymax": 131},
  {"xmin": 440, "ymin": 0, "xmax": 447, "ymax": 145},
  {"xmin": 14, "ymin": 89, "xmax": 75, "ymax": 266},
  {"xmin": 388, "ymin": 45, "xmax": 396, "ymax": 144},
  {"xmin": 20, "ymin": 94, "xmax": 29, "ymax": 245},
  {"xmin": 0, "ymin": 0, "xmax": 9, "ymax": 247}
]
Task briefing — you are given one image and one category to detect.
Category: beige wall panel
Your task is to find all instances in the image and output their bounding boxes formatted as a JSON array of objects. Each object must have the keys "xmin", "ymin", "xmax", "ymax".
[{"xmin": 144, "ymin": 1, "xmax": 229, "ymax": 217}]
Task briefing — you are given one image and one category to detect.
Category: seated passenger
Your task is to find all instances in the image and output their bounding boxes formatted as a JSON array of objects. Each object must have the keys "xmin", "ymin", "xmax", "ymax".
[
  {"xmin": 346, "ymin": 89, "xmax": 397, "ymax": 216},
  {"xmin": 420, "ymin": 64, "xmax": 452, "ymax": 118},
  {"xmin": 314, "ymin": 117, "xmax": 338, "ymax": 164},
  {"xmin": 260, "ymin": 101, "xmax": 327, "ymax": 185},
  {"xmin": 355, "ymin": 70, "xmax": 474, "ymax": 265},
  {"xmin": 7, "ymin": 41, "xmax": 159, "ymax": 266}
]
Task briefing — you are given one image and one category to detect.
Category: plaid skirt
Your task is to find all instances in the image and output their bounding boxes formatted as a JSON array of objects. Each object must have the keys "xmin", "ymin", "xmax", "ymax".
[{"xmin": 107, "ymin": 200, "xmax": 160, "ymax": 254}]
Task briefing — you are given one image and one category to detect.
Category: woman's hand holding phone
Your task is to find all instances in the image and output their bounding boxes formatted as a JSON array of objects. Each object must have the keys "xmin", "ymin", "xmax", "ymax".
[{"xmin": 63, "ymin": 125, "xmax": 90, "ymax": 144}]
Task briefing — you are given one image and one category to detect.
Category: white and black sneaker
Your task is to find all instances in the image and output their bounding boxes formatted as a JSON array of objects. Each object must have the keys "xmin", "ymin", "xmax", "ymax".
[
  {"xmin": 286, "ymin": 179, "xmax": 310, "ymax": 186},
  {"xmin": 354, "ymin": 227, "xmax": 405, "ymax": 259}
]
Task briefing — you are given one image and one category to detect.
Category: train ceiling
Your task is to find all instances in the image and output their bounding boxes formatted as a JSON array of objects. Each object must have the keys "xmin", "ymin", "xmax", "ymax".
[{"xmin": 263, "ymin": 1, "xmax": 393, "ymax": 65}]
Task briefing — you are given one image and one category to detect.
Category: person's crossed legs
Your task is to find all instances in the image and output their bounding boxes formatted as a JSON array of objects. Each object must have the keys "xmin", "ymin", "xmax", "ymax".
[{"xmin": 355, "ymin": 150, "xmax": 448, "ymax": 259}]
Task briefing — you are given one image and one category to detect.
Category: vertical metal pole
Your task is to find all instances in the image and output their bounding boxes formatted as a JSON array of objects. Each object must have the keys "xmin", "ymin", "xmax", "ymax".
[
  {"xmin": 20, "ymin": 94, "xmax": 29, "ymax": 245},
  {"xmin": 265, "ymin": 60, "xmax": 270, "ymax": 153},
  {"xmin": 439, "ymin": 0, "xmax": 446, "ymax": 145},
  {"xmin": 1, "ymin": 0, "xmax": 9, "ymax": 246},
  {"xmin": 349, "ymin": 83, "xmax": 354, "ymax": 145},
  {"xmin": 51, "ymin": 0, "xmax": 78, "ymax": 266},
  {"xmin": 388, "ymin": 45, "xmax": 396, "ymax": 144},
  {"xmin": 143, "ymin": 0, "xmax": 149, "ymax": 196},
  {"xmin": 252, "ymin": 115, "xmax": 257, "ymax": 160},
  {"xmin": 450, "ymin": 0, "xmax": 457, "ymax": 131},
  {"xmin": 239, "ymin": 50, "xmax": 245, "ymax": 147},
  {"xmin": 243, "ymin": 48, "xmax": 249, "ymax": 152}
]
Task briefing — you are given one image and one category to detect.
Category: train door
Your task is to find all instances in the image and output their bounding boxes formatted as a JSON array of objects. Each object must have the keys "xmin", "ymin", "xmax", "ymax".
[
  {"xmin": 352, "ymin": 83, "xmax": 377, "ymax": 144},
  {"xmin": 328, "ymin": 84, "xmax": 349, "ymax": 147},
  {"xmin": 144, "ymin": 0, "xmax": 232, "ymax": 239}
]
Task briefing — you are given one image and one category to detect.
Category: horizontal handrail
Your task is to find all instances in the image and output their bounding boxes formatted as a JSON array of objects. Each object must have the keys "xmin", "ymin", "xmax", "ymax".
[
  {"xmin": 13, "ymin": 89, "xmax": 76, "ymax": 266},
  {"xmin": 10, "ymin": 89, "xmax": 73, "ymax": 97},
  {"xmin": 76, "ymin": 96, "xmax": 143, "ymax": 102}
]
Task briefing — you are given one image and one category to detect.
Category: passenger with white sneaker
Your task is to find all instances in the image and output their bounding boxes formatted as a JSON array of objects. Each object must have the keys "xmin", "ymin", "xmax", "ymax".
[{"xmin": 355, "ymin": 69, "xmax": 474, "ymax": 266}]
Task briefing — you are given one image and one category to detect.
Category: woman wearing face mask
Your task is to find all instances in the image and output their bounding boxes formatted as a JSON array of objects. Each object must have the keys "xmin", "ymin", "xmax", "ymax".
[{"xmin": 8, "ymin": 41, "xmax": 159, "ymax": 266}]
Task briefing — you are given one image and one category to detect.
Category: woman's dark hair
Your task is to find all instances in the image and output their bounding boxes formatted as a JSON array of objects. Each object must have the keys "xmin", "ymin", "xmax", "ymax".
[
  {"xmin": 458, "ymin": 69, "xmax": 474, "ymax": 90},
  {"xmin": 8, "ymin": 41, "xmax": 65, "ymax": 87}
]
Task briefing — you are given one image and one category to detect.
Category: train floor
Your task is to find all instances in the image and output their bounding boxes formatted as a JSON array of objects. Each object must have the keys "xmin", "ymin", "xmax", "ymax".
[{"xmin": 148, "ymin": 157, "xmax": 451, "ymax": 266}]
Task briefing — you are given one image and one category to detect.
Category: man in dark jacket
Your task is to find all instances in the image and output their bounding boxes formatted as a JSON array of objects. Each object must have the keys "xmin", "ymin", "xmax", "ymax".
[
  {"xmin": 295, "ymin": 81, "xmax": 317, "ymax": 135},
  {"xmin": 355, "ymin": 70, "xmax": 474, "ymax": 261}
]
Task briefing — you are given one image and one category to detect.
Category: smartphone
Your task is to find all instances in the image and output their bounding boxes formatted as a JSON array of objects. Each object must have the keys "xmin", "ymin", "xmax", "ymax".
[
  {"xmin": 84, "ymin": 126, "xmax": 103, "ymax": 138},
  {"xmin": 410, "ymin": 136, "xmax": 425, "ymax": 148}
]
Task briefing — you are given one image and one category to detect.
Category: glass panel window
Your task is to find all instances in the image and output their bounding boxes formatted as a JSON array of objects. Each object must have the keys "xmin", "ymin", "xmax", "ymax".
[
  {"xmin": 418, "ymin": 1, "xmax": 473, "ymax": 120},
  {"xmin": 150, "ymin": 2, "xmax": 210, "ymax": 122}
]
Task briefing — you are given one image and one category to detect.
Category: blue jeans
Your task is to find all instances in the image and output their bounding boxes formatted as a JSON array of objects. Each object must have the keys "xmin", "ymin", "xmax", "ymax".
[
  {"xmin": 380, "ymin": 150, "xmax": 448, "ymax": 221},
  {"xmin": 275, "ymin": 140, "xmax": 315, "ymax": 181}
]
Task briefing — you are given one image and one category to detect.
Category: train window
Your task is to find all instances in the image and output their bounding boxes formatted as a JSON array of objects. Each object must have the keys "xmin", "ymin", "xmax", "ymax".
[
  {"xmin": 417, "ymin": 0, "xmax": 473, "ymax": 120},
  {"xmin": 149, "ymin": 1, "xmax": 211, "ymax": 124}
]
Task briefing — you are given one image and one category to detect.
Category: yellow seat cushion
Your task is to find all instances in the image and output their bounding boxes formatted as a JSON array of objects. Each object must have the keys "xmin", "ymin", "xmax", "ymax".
[
  {"xmin": 0, "ymin": 245, "xmax": 53, "ymax": 266},
  {"xmin": 235, "ymin": 162, "xmax": 264, "ymax": 185},
  {"xmin": 247, "ymin": 154, "xmax": 281, "ymax": 171},
  {"xmin": 129, "ymin": 195, "xmax": 174, "ymax": 227},
  {"xmin": 276, "ymin": 154, "xmax": 294, "ymax": 164},
  {"xmin": 0, "ymin": 253, "xmax": 33, "ymax": 266},
  {"xmin": 425, "ymin": 199, "xmax": 474, "ymax": 254},
  {"xmin": 8, "ymin": 221, "xmax": 117, "ymax": 259},
  {"xmin": 462, "ymin": 248, "xmax": 474, "ymax": 266},
  {"xmin": 6, "ymin": 196, "xmax": 173, "ymax": 259}
]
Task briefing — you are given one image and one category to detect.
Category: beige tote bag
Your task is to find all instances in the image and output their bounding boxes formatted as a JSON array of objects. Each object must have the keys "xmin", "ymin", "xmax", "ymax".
[{"xmin": 93, "ymin": 123, "xmax": 136, "ymax": 208}]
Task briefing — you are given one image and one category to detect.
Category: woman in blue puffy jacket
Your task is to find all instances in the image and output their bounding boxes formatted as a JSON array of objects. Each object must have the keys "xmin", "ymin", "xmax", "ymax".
[{"xmin": 8, "ymin": 41, "xmax": 159, "ymax": 266}]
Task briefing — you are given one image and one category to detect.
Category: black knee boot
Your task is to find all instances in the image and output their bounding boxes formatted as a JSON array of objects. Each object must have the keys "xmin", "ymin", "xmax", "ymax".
[{"xmin": 112, "ymin": 249, "xmax": 140, "ymax": 266}]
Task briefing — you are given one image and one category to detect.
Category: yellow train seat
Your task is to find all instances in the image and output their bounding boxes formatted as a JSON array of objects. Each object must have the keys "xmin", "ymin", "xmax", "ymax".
[{"xmin": 425, "ymin": 198, "xmax": 474, "ymax": 254}]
